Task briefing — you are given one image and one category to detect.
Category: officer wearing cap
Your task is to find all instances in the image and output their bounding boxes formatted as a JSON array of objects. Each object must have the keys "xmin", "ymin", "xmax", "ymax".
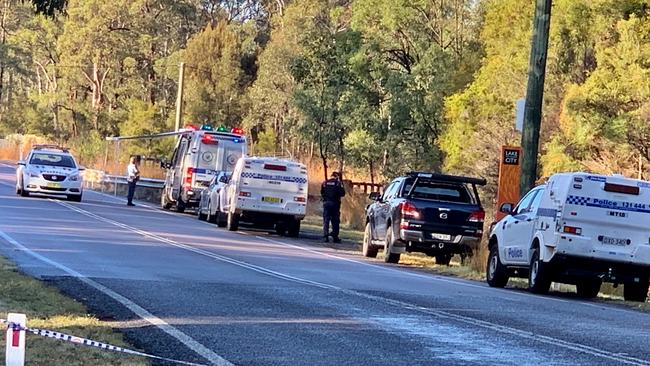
[{"xmin": 321, "ymin": 171, "xmax": 346, "ymax": 243}]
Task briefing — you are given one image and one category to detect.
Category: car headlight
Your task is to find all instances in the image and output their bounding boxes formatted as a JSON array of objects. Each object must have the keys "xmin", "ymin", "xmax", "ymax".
[{"xmin": 69, "ymin": 174, "xmax": 80, "ymax": 181}]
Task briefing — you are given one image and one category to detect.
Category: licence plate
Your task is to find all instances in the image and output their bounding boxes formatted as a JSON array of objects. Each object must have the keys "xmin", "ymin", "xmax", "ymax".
[
  {"xmin": 602, "ymin": 236, "xmax": 628, "ymax": 246},
  {"xmin": 46, "ymin": 182, "xmax": 61, "ymax": 188},
  {"xmin": 262, "ymin": 196, "xmax": 282, "ymax": 203},
  {"xmin": 431, "ymin": 233, "xmax": 451, "ymax": 241}
]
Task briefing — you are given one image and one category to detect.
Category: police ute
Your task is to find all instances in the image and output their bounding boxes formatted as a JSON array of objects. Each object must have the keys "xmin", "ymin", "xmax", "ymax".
[
  {"xmin": 487, "ymin": 172, "xmax": 650, "ymax": 302},
  {"xmin": 161, "ymin": 125, "xmax": 247, "ymax": 212},
  {"xmin": 16, "ymin": 144, "xmax": 84, "ymax": 202},
  {"xmin": 217, "ymin": 157, "xmax": 308, "ymax": 236}
]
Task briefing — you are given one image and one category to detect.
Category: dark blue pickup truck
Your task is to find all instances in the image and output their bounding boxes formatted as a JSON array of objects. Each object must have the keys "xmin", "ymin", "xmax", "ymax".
[{"xmin": 363, "ymin": 172, "xmax": 487, "ymax": 265}]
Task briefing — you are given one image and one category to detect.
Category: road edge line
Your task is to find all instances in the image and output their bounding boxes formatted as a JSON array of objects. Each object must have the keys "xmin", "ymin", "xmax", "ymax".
[{"xmin": 0, "ymin": 229, "xmax": 234, "ymax": 366}]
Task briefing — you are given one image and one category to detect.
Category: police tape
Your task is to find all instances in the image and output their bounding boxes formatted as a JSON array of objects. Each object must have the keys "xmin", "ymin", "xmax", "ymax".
[{"xmin": 1, "ymin": 319, "xmax": 208, "ymax": 366}]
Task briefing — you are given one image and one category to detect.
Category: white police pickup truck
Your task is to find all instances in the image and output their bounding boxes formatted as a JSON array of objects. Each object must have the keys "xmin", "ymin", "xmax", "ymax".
[{"xmin": 487, "ymin": 172, "xmax": 650, "ymax": 302}]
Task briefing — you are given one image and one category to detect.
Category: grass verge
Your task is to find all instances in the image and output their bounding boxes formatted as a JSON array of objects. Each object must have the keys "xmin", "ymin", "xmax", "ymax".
[{"xmin": 0, "ymin": 256, "xmax": 148, "ymax": 365}]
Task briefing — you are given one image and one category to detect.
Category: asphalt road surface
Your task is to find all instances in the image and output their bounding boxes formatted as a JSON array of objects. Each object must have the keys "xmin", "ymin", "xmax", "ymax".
[{"xmin": 1, "ymin": 163, "xmax": 649, "ymax": 366}]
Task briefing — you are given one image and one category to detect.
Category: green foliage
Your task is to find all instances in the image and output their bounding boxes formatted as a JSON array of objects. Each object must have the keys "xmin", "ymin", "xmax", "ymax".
[{"xmin": 254, "ymin": 129, "xmax": 276, "ymax": 155}]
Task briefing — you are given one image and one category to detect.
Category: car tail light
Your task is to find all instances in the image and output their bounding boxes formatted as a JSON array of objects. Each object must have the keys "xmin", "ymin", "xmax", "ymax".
[
  {"xmin": 201, "ymin": 135, "xmax": 219, "ymax": 145},
  {"xmin": 239, "ymin": 191, "xmax": 251, "ymax": 197},
  {"xmin": 294, "ymin": 197, "xmax": 306, "ymax": 202},
  {"xmin": 563, "ymin": 226, "xmax": 582, "ymax": 235},
  {"xmin": 184, "ymin": 167, "xmax": 194, "ymax": 188},
  {"xmin": 400, "ymin": 221, "xmax": 410, "ymax": 229},
  {"xmin": 468, "ymin": 210, "xmax": 485, "ymax": 223},
  {"xmin": 264, "ymin": 164, "xmax": 287, "ymax": 171},
  {"xmin": 400, "ymin": 201, "xmax": 420, "ymax": 219}
]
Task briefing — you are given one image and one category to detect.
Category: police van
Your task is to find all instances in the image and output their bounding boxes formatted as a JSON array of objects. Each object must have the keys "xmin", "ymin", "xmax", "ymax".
[
  {"xmin": 487, "ymin": 172, "xmax": 650, "ymax": 302},
  {"xmin": 161, "ymin": 125, "xmax": 247, "ymax": 212},
  {"xmin": 217, "ymin": 157, "xmax": 308, "ymax": 236}
]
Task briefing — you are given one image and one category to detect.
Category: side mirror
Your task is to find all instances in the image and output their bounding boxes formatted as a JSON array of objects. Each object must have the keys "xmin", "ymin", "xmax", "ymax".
[
  {"xmin": 369, "ymin": 192, "xmax": 381, "ymax": 201},
  {"xmin": 219, "ymin": 175, "xmax": 229, "ymax": 184},
  {"xmin": 500, "ymin": 203, "xmax": 514, "ymax": 214}
]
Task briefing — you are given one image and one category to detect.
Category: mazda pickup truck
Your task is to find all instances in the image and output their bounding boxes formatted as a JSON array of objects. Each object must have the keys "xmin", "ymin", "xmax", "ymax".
[{"xmin": 363, "ymin": 172, "xmax": 486, "ymax": 265}]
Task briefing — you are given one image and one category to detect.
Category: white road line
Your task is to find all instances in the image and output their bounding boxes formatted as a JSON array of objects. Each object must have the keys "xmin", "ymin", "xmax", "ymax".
[
  {"xmin": 50, "ymin": 201, "xmax": 650, "ymax": 366},
  {"xmin": 0, "ymin": 229, "xmax": 233, "ymax": 366}
]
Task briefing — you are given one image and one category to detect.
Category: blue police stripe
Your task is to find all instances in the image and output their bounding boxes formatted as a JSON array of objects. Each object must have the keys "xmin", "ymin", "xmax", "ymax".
[
  {"xmin": 566, "ymin": 195, "xmax": 650, "ymax": 214},
  {"xmin": 241, "ymin": 172, "xmax": 307, "ymax": 184}
]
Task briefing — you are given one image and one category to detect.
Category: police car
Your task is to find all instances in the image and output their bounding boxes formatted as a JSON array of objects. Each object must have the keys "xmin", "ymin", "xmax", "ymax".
[
  {"xmin": 16, "ymin": 145, "xmax": 84, "ymax": 201},
  {"xmin": 487, "ymin": 172, "xmax": 650, "ymax": 302},
  {"xmin": 161, "ymin": 125, "xmax": 247, "ymax": 212},
  {"xmin": 218, "ymin": 157, "xmax": 308, "ymax": 235}
]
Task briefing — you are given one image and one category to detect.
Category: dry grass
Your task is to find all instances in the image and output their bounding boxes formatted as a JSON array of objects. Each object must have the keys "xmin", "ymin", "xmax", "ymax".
[{"xmin": 0, "ymin": 256, "xmax": 148, "ymax": 365}]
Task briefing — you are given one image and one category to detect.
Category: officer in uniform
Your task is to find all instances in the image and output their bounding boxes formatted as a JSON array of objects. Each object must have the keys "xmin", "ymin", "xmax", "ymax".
[{"xmin": 321, "ymin": 171, "xmax": 346, "ymax": 243}]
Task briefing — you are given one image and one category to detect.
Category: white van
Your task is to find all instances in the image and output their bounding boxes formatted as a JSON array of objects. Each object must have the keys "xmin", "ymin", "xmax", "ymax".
[
  {"xmin": 218, "ymin": 157, "xmax": 308, "ymax": 236},
  {"xmin": 487, "ymin": 172, "xmax": 650, "ymax": 302},
  {"xmin": 161, "ymin": 125, "xmax": 247, "ymax": 212}
]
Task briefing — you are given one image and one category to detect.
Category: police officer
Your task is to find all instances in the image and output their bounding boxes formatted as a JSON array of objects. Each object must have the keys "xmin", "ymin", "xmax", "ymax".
[
  {"xmin": 321, "ymin": 171, "xmax": 346, "ymax": 243},
  {"xmin": 126, "ymin": 155, "xmax": 141, "ymax": 207}
]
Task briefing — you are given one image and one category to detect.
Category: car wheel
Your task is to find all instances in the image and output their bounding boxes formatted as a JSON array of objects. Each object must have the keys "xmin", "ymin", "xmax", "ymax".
[
  {"xmin": 384, "ymin": 225, "xmax": 401, "ymax": 264},
  {"xmin": 435, "ymin": 254, "xmax": 452, "ymax": 266},
  {"xmin": 175, "ymin": 199, "xmax": 186, "ymax": 213},
  {"xmin": 67, "ymin": 194, "xmax": 82, "ymax": 202},
  {"xmin": 529, "ymin": 247, "xmax": 551, "ymax": 294},
  {"xmin": 227, "ymin": 211, "xmax": 240, "ymax": 231},
  {"xmin": 362, "ymin": 222, "xmax": 379, "ymax": 258},
  {"xmin": 206, "ymin": 205, "xmax": 217, "ymax": 224},
  {"xmin": 275, "ymin": 222, "xmax": 287, "ymax": 236},
  {"xmin": 623, "ymin": 278, "xmax": 649, "ymax": 302},
  {"xmin": 161, "ymin": 191, "xmax": 172, "ymax": 210},
  {"xmin": 197, "ymin": 205, "xmax": 206, "ymax": 221},
  {"xmin": 486, "ymin": 244, "xmax": 509, "ymax": 288},
  {"xmin": 287, "ymin": 219, "xmax": 300, "ymax": 238},
  {"xmin": 20, "ymin": 187, "xmax": 29, "ymax": 197},
  {"xmin": 216, "ymin": 212, "xmax": 227, "ymax": 228},
  {"xmin": 576, "ymin": 278, "xmax": 601, "ymax": 299}
]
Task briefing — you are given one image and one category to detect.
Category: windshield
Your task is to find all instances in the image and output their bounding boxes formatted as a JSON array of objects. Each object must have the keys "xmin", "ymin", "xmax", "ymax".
[
  {"xmin": 29, "ymin": 153, "xmax": 76, "ymax": 168},
  {"xmin": 402, "ymin": 179, "xmax": 473, "ymax": 203}
]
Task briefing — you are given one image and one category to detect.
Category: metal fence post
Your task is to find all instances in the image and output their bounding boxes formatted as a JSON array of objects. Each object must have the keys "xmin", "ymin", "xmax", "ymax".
[{"xmin": 5, "ymin": 313, "xmax": 26, "ymax": 366}]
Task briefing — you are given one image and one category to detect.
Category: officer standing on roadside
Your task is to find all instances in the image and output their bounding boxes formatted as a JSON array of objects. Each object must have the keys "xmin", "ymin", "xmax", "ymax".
[
  {"xmin": 321, "ymin": 171, "xmax": 346, "ymax": 243},
  {"xmin": 126, "ymin": 155, "xmax": 141, "ymax": 207}
]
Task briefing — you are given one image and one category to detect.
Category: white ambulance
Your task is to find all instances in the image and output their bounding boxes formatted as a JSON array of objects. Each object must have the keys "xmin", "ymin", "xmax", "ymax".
[
  {"xmin": 217, "ymin": 157, "xmax": 308, "ymax": 236},
  {"xmin": 487, "ymin": 172, "xmax": 650, "ymax": 302}
]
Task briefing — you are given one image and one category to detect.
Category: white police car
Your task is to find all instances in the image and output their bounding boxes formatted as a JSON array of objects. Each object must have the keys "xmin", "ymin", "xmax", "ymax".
[
  {"xmin": 16, "ymin": 145, "xmax": 84, "ymax": 202},
  {"xmin": 487, "ymin": 172, "xmax": 650, "ymax": 302}
]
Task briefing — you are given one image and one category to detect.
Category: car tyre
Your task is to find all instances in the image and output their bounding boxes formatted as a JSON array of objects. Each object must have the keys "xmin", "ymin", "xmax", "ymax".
[
  {"xmin": 576, "ymin": 278, "xmax": 601, "ymax": 299},
  {"xmin": 20, "ymin": 188, "xmax": 29, "ymax": 197},
  {"xmin": 623, "ymin": 278, "xmax": 649, "ymax": 302},
  {"xmin": 216, "ymin": 212, "xmax": 227, "ymax": 228},
  {"xmin": 227, "ymin": 211, "xmax": 240, "ymax": 231},
  {"xmin": 161, "ymin": 191, "xmax": 172, "ymax": 210},
  {"xmin": 197, "ymin": 205, "xmax": 207, "ymax": 221},
  {"xmin": 175, "ymin": 199, "xmax": 186, "ymax": 213},
  {"xmin": 384, "ymin": 225, "xmax": 401, "ymax": 264},
  {"xmin": 206, "ymin": 206, "xmax": 217, "ymax": 224},
  {"xmin": 486, "ymin": 244, "xmax": 509, "ymax": 288},
  {"xmin": 287, "ymin": 219, "xmax": 300, "ymax": 238},
  {"xmin": 435, "ymin": 254, "xmax": 452, "ymax": 266},
  {"xmin": 67, "ymin": 194, "xmax": 82, "ymax": 202},
  {"xmin": 529, "ymin": 247, "xmax": 552, "ymax": 294},
  {"xmin": 275, "ymin": 223, "xmax": 287, "ymax": 236},
  {"xmin": 362, "ymin": 222, "xmax": 379, "ymax": 258}
]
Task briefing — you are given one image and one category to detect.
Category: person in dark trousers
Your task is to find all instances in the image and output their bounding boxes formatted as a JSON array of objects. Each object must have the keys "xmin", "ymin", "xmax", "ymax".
[
  {"xmin": 321, "ymin": 171, "xmax": 346, "ymax": 243},
  {"xmin": 126, "ymin": 156, "xmax": 140, "ymax": 206}
]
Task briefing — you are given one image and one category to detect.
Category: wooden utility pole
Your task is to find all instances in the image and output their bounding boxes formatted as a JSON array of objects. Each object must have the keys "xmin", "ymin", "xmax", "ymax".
[
  {"xmin": 520, "ymin": 0, "xmax": 552, "ymax": 196},
  {"xmin": 174, "ymin": 62, "xmax": 185, "ymax": 131}
]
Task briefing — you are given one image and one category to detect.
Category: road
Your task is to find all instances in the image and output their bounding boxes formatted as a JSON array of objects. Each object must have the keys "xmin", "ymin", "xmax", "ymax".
[{"xmin": 0, "ymin": 163, "xmax": 649, "ymax": 366}]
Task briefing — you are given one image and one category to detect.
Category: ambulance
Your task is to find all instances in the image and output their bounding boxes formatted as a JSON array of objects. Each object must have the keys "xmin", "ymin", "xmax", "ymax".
[
  {"xmin": 487, "ymin": 172, "xmax": 650, "ymax": 302},
  {"xmin": 161, "ymin": 125, "xmax": 247, "ymax": 212},
  {"xmin": 217, "ymin": 157, "xmax": 308, "ymax": 236}
]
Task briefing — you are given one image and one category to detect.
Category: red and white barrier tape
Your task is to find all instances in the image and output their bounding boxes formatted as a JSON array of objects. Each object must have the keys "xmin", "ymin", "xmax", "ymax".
[{"xmin": 2, "ymin": 319, "xmax": 207, "ymax": 366}]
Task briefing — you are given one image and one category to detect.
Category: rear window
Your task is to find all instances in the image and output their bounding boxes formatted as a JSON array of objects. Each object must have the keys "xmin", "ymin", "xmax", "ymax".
[
  {"xmin": 402, "ymin": 179, "xmax": 473, "ymax": 203},
  {"xmin": 29, "ymin": 153, "xmax": 76, "ymax": 168}
]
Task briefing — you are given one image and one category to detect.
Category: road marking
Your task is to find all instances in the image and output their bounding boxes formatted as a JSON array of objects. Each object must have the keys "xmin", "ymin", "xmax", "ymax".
[
  {"xmin": 50, "ymin": 201, "xmax": 650, "ymax": 366},
  {"xmin": 0, "ymin": 229, "xmax": 233, "ymax": 366}
]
